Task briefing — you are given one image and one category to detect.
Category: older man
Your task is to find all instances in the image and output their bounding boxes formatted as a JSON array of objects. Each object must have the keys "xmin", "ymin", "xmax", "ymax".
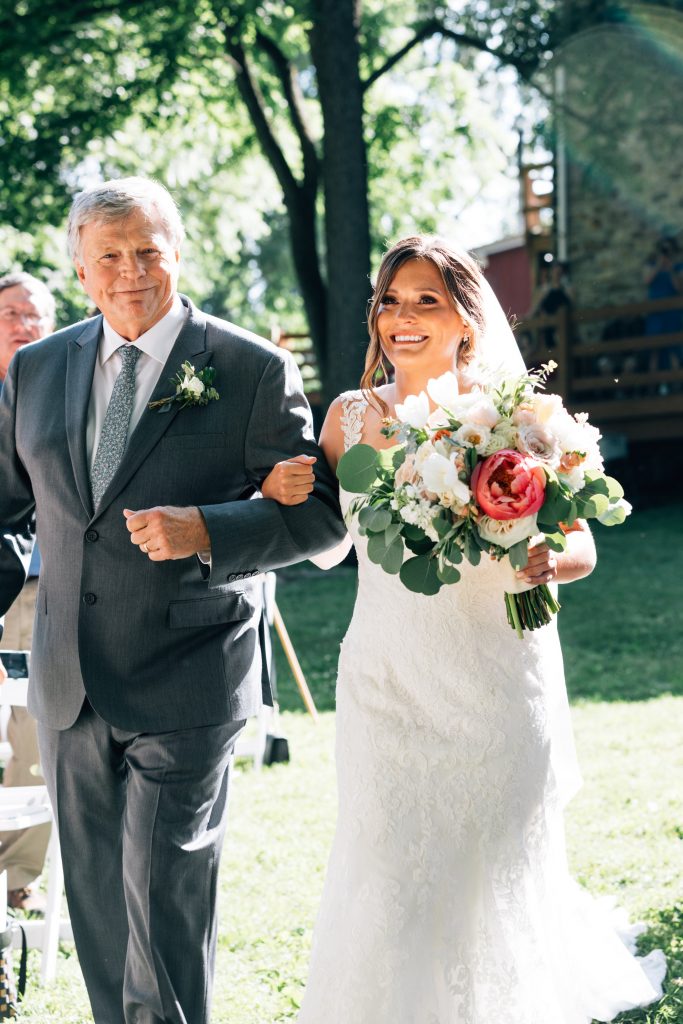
[
  {"xmin": 0, "ymin": 178, "xmax": 345, "ymax": 1024},
  {"xmin": 0, "ymin": 271, "xmax": 55, "ymax": 912}
]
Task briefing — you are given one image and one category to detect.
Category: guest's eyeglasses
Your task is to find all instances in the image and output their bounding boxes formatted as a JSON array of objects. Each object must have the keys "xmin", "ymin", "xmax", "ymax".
[{"xmin": 0, "ymin": 308, "xmax": 48, "ymax": 325}]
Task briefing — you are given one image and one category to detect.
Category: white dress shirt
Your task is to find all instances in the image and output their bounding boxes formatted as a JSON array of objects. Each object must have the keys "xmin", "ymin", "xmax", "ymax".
[{"xmin": 86, "ymin": 295, "xmax": 188, "ymax": 471}]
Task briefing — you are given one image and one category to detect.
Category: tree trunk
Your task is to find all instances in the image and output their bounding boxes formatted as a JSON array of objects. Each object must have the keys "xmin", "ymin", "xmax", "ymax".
[{"xmin": 310, "ymin": 0, "xmax": 372, "ymax": 402}]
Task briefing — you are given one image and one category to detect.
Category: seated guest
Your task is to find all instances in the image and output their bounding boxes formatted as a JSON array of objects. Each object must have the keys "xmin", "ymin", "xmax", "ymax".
[{"xmin": 0, "ymin": 271, "xmax": 55, "ymax": 912}]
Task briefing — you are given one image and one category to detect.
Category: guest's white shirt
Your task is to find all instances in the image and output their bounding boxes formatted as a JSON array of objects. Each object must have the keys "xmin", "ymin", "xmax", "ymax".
[{"xmin": 86, "ymin": 295, "xmax": 188, "ymax": 470}]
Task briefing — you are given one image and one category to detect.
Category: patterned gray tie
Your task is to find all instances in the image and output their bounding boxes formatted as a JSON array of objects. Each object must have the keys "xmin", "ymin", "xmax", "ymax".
[{"xmin": 90, "ymin": 343, "xmax": 141, "ymax": 510}]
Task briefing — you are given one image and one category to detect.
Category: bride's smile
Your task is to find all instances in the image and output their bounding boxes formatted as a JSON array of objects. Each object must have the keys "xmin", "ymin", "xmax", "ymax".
[{"xmin": 377, "ymin": 258, "xmax": 467, "ymax": 376}]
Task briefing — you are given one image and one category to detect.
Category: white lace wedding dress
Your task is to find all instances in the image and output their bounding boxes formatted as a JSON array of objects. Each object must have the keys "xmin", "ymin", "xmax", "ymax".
[{"xmin": 297, "ymin": 391, "xmax": 665, "ymax": 1024}]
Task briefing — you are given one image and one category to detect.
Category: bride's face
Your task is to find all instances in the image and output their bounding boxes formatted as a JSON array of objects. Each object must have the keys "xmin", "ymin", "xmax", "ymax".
[{"xmin": 376, "ymin": 259, "xmax": 466, "ymax": 376}]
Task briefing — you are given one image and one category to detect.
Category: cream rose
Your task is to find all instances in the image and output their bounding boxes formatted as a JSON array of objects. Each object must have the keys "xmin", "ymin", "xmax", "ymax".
[{"xmin": 477, "ymin": 513, "xmax": 539, "ymax": 549}]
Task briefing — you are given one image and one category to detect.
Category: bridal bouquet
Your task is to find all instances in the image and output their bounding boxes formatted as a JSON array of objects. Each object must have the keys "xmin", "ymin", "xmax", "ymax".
[{"xmin": 336, "ymin": 362, "xmax": 630, "ymax": 636}]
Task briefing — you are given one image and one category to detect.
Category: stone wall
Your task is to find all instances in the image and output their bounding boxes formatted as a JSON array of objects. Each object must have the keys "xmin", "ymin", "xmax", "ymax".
[{"xmin": 558, "ymin": 16, "xmax": 683, "ymax": 318}]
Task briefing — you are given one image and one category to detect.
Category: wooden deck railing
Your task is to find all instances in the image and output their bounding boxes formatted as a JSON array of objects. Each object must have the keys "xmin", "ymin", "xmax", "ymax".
[
  {"xmin": 274, "ymin": 295, "xmax": 683, "ymax": 442},
  {"xmin": 518, "ymin": 294, "xmax": 683, "ymax": 441}
]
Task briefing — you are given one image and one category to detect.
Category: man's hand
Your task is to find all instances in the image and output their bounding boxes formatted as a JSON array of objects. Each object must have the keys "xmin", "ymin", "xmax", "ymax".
[{"xmin": 124, "ymin": 506, "xmax": 211, "ymax": 561}]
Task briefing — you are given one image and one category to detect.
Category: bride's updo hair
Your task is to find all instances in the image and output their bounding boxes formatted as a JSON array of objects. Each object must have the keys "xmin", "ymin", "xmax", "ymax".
[{"xmin": 361, "ymin": 236, "xmax": 487, "ymax": 411}]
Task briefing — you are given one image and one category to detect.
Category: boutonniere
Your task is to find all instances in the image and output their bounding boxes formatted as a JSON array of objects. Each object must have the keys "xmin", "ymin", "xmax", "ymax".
[{"xmin": 148, "ymin": 361, "xmax": 219, "ymax": 412}]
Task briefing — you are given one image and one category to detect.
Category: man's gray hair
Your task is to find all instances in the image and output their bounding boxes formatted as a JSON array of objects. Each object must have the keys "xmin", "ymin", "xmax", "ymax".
[
  {"xmin": 0, "ymin": 271, "xmax": 56, "ymax": 324},
  {"xmin": 67, "ymin": 176, "xmax": 185, "ymax": 261}
]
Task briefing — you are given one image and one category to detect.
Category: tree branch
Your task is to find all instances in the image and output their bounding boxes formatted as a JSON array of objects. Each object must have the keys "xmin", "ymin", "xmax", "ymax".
[
  {"xmin": 222, "ymin": 28, "xmax": 301, "ymax": 205},
  {"xmin": 362, "ymin": 17, "xmax": 531, "ymax": 92},
  {"xmin": 255, "ymin": 29, "xmax": 319, "ymax": 195}
]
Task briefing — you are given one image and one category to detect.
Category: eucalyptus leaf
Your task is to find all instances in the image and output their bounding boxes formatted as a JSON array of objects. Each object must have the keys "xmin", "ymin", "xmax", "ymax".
[
  {"xmin": 400, "ymin": 555, "xmax": 442, "ymax": 595},
  {"xmin": 404, "ymin": 534, "xmax": 434, "ymax": 555},
  {"xmin": 580, "ymin": 473, "xmax": 609, "ymax": 497},
  {"xmin": 507, "ymin": 540, "xmax": 529, "ymax": 570},
  {"xmin": 367, "ymin": 532, "xmax": 389, "ymax": 565},
  {"xmin": 463, "ymin": 532, "xmax": 481, "ymax": 566},
  {"xmin": 377, "ymin": 445, "xmax": 402, "ymax": 473},
  {"xmin": 432, "ymin": 516, "xmax": 453, "ymax": 538},
  {"xmin": 402, "ymin": 524, "xmax": 428, "ymax": 542},
  {"xmin": 358, "ymin": 505, "xmax": 392, "ymax": 532},
  {"xmin": 381, "ymin": 536, "xmax": 405, "ymax": 574},
  {"xmin": 539, "ymin": 480, "xmax": 572, "ymax": 522},
  {"xmin": 579, "ymin": 492, "xmax": 610, "ymax": 518},
  {"xmin": 604, "ymin": 475, "xmax": 624, "ymax": 500},
  {"xmin": 544, "ymin": 530, "xmax": 568, "ymax": 552},
  {"xmin": 336, "ymin": 444, "xmax": 379, "ymax": 493},
  {"xmin": 437, "ymin": 562, "xmax": 461, "ymax": 584},
  {"xmin": 444, "ymin": 541, "xmax": 463, "ymax": 564},
  {"xmin": 596, "ymin": 504, "xmax": 627, "ymax": 526},
  {"xmin": 384, "ymin": 522, "xmax": 403, "ymax": 545}
]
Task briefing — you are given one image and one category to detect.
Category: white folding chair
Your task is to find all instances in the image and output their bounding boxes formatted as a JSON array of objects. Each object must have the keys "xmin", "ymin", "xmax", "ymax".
[
  {"xmin": 0, "ymin": 672, "xmax": 72, "ymax": 982},
  {"xmin": 234, "ymin": 573, "xmax": 279, "ymax": 771}
]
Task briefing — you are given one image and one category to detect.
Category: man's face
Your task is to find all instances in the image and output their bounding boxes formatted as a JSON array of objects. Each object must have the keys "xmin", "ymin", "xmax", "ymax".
[
  {"xmin": 74, "ymin": 207, "xmax": 180, "ymax": 341},
  {"xmin": 0, "ymin": 284, "xmax": 54, "ymax": 380}
]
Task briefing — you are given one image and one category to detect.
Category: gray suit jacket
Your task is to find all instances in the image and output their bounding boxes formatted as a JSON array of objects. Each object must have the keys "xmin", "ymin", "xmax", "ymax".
[{"xmin": 0, "ymin": 296, "xmax": 345, "ymax": 731}]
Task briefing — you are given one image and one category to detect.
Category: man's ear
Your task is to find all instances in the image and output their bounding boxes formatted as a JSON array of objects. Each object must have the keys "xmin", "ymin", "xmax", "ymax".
[{"xmin": 74, "ymin": 261, "xmax": 87, "ymax": 288}]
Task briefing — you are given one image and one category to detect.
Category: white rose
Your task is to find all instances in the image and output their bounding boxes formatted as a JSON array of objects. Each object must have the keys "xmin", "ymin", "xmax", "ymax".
[
  {"xmin": 477, "ymin": 513, "xmax": 538, "ymax": 549},
  {"xmin": 517, "ymin": 423, "xmax": 562, "ymax": 465},
  {"xmin": 420, "ymin": 452, "xmax": 470, "ymax": 505},
  {"xmin": 454, "ymin": 422, "xmax": 491, "ymax": 454},
  {"xmin": 451, "ymin": 392, "xmax": 499, "ymax": 428},
  {"xmin": 395, "ymin": 390, "xmax": 430, "ymax": 429},
  {"xmin": 531, "ymin": 393, "xmax": 564, "ymax": 425},
  {"xmin": 427, "ymin": 371, "xmax": 459, "ymax": 412},
  {"xmin": 559, "ymin": 465, "xmax": 586, "ymax": 492},
  {"xmin": 182, "ymin": 375, "xmax": 205, "ymax": 397}
]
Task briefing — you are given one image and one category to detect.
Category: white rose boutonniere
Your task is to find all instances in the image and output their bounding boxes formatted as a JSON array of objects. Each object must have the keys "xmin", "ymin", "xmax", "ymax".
[{"xmin": 148, "ymin": 361, "xmax": 219, "ymax": 412}]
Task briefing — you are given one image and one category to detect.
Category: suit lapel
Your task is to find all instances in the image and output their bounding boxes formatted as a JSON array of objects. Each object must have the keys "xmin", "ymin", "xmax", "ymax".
[
  {"xmin": 94, "ymin": 298, "xmax": 213, "ymax": 514},
  {"xmin": 65, "ymin": 317, "xmax": 102, "ymax": 519}
]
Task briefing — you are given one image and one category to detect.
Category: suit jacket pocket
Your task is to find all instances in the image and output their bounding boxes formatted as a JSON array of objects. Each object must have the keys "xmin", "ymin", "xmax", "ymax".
[{"xmin": 168, "ymin": 592, "xmax": 253, "ymax": 629}]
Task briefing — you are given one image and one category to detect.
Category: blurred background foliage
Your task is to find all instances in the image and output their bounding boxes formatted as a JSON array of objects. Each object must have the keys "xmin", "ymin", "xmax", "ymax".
[{"xmin": 0, "ymin": 0, "xmax": 673, "ymax": 394}]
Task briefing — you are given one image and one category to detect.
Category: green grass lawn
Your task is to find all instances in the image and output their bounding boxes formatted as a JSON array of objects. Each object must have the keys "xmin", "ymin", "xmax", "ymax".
[{"xmin": 18, "ymin": 502, "xmax": 683, "ymax": 1022}]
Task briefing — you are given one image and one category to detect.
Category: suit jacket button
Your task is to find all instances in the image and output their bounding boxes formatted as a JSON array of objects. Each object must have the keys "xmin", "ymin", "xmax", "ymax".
[
  {"xmin": 83, "ymin": 592, "xmax": 97, "ymax": 605},
  {"xmin": 227, "ymin": 574, "xmax": 236, "ymax": 582},
  {"xmin": 85, "ymin": 530, "xmax": 99, "ymax": 542}
]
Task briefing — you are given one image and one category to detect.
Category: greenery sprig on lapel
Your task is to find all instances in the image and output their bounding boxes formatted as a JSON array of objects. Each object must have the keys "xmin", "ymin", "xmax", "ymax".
[{"xmin": 148, "ymin": 361, "xmax": 219, "ymax": 412}]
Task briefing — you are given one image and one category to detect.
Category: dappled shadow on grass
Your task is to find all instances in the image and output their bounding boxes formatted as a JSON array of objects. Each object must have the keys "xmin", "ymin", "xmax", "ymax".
[
  {"xmin": 607, "ymin": 904, "xmax": 683, "ymax": 1024},
  {"xmin": 561, "ymin": 502, "xmax": 683, "ymax": 704}
]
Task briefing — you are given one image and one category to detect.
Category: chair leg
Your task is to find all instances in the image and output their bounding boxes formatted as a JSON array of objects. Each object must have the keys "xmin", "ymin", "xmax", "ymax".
[{"xmin": 40, "ymin": 827, "xmax": 63, "ymax": 983}]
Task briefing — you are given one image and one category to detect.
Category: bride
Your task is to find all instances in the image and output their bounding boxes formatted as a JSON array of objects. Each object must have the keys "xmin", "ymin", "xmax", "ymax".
[{"xmin": 262, "ymin": 236, "xmax": 665, "ymax": 1023}]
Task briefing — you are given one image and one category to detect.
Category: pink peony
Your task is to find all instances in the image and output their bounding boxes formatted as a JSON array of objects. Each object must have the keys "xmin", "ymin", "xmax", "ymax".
[{"xmin": 471, "ymin": 449, "xmax": 546, "ymax": 521}]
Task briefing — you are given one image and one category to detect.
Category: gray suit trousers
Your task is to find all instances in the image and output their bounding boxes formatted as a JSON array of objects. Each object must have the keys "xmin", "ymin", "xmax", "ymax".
[{"xmin": 38, "ymin": 702, "xmax": 245, "ymax": 1024}]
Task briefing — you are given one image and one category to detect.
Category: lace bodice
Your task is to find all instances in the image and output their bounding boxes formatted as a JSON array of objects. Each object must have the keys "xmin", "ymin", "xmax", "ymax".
[{"xmin": 339, "ymin": 389, "xmax": 367, "ymax": 450}]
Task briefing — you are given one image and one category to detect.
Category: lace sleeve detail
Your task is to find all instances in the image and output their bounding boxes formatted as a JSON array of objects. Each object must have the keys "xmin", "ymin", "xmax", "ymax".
[{"xmin": 339, "ymin": 390, "xmax": 367, "ymax": 451}]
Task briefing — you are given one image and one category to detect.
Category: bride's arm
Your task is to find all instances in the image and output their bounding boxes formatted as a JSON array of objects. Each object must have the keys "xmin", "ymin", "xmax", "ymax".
[
  {"xmin": 515, "ymin": 520, "xmax": 597, "ymax": 587},
  {"xmin": 261, "ymin": 398, "xmax": 353, "ymax": 570}
]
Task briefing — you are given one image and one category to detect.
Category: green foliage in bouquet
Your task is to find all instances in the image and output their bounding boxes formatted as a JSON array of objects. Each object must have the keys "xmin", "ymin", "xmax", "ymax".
[{"xmin": 335, "ymin": 363, "xmax": 630, "ymax": 636}]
